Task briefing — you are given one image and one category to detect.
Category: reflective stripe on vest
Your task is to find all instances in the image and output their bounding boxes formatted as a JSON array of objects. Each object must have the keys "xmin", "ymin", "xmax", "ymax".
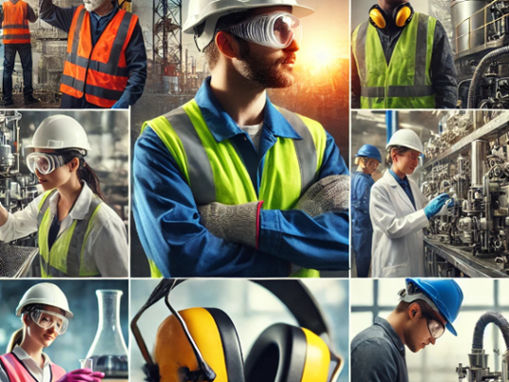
[
  {"xmin": 2, "ymin": 1, "xmax": 30, "ymax": 44},
  {"xmin": 37, "ymin": 189, "xmax": 102, "ymax": 277},
  {"xmin": 0, "ymin": 353, "xmax": 66, "ymax": 382},
  {"xmin": 352, "ymin": 13, "xmax": 436, "ymax": 108},
  {"xmin": 142, "ymin": 99, "xmax": 327, "ymax": 277},
  {"xmin": 60, "ymin": 5, "xmax": 137, "ymax": 108}
]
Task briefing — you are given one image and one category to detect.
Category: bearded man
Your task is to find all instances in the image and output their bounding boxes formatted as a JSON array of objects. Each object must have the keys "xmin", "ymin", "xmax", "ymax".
[
  {"xmin": 133, "ymin": 0, "xmax": 350, "ymax": 277},
  {"xmin": 39, "ymin": 0, "xmax": 146, "ymax": 108}
]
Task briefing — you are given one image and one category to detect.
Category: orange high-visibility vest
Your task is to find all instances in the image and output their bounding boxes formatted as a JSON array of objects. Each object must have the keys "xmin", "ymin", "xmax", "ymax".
[
  {"xmin": 2, "ymin": 0, "xmax": 30, "ymax": 44},
  {"xmin": 60, "ymin": 5, "xmax": 138, "ymax": 108},
  {"xmin": 0, "ymin": 353, "xmax": 66, "ymax": 382}
]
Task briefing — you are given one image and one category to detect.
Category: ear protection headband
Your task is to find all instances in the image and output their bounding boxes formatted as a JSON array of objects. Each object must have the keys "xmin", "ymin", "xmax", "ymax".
[
  {"xmin": 131, "ymin": 279, "xmax": 343, "ymax": 382},
  {"xmin": 369, "ymin": 3, "xmax": 414, "ymax": 29}
]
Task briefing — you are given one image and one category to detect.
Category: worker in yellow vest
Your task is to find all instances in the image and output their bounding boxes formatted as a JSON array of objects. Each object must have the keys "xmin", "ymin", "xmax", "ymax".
[
  {"xmin": 0, "ymin": 0, "xmax": 39, "ymax": 106},
  {"xmin": 133, "ymin": 0, "xmax": 350, "ymax": 277},
  {"xmin": 351, "ymin": 0, "xmax": 457, "ymax": 109},
  {"xmin": 0, "ymin": 114, "xmax": 128, "ymax": 277}
]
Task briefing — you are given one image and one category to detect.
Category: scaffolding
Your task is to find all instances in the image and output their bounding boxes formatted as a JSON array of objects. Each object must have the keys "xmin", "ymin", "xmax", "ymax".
[{"xmin": 152, "ymin": 0, "xmax": 182, "ymax": 77}]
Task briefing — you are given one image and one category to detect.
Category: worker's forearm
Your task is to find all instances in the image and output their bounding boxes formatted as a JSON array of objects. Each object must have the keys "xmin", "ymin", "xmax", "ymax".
[{"xmin": 39, "ymin": 0, "xmax": 74, "ymax": 31}]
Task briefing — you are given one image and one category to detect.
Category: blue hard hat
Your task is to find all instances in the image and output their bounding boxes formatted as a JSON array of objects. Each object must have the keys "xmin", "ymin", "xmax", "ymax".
[
  {"xmin": 355, "ymin": 144, "xmax": 382, "ymax": 162},
  {"xmin": 405, "ymin": 278, "xmax": 463, "ymax": 336}
]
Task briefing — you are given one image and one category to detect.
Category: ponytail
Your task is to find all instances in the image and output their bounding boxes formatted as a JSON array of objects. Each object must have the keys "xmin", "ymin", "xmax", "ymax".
[
  {"xmin": 77, "ymin": 160, "xmax": 104, "ymax": 200},
  {"xmin": 6, "ymin": 328, "xmax": 23, "ymax": 353}
]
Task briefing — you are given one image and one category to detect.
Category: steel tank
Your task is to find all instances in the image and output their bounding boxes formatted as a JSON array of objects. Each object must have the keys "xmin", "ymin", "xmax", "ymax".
[{"xmin": 451, "ymin": 0, "xmax": 489, "ymax": 56}]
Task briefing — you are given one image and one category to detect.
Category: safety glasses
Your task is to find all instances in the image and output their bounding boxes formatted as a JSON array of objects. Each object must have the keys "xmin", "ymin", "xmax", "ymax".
[
  {"xmin": 26, "ymin": 152, "xmax": 65, "ymax": 175},
  {"xmin": 227, "ymin": 12, "xmax": 301, "ymax": 49},
  {"xmin": 30, "ymin": 309, "xmax": 69, "ymax": 335},
  {"xmin": 425, "ymin": 316, "xmax": 445, "ymax": 339}
]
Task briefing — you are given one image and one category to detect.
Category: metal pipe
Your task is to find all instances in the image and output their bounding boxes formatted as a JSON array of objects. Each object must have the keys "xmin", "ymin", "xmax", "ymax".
[
  {"xmin": 472, "ymin": 311, "xmax": 509, "ymax": 351},
  {"xmin": 471, "ymin": 140, "xmax": 487, "ymax": 187}
]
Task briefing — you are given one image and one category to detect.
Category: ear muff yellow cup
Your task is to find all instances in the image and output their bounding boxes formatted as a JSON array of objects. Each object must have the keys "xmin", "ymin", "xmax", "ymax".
[
  {"xmin": 245, "ymin": 323, "xmax": 335, "ymax": 382},
  {"xmin": 368, "ymin": 3, "xmax": 414, "ymax": 29},
  {"xmin": 154, "ymin": 307, "xmax": 245, "ymax": 382}
]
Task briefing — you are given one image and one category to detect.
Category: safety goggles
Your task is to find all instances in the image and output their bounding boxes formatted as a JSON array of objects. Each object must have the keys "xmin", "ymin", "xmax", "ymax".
[
  {"xmin": 30, "ymin": 309, "xmax": 69, "ymax": 335},
  {"xmin": 423, "ymin": 314, "xmax": 445, "ymax": 339},
  {"xmin": 226, "ymin": 12, "xmax": 301, "ymax": 49},
  {"xmin": 26, "ymin": 152, "xmax": 65, "ymax": 175}
]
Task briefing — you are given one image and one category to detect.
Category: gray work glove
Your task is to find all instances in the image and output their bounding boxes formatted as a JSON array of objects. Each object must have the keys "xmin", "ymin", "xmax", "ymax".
[
  {"xmin": 198, "ymin": 202, "xmax": 259, "ymax": 247},
  {"xmin": 296, "ymin": 175, "xmax": 349, "ymax": 216}
]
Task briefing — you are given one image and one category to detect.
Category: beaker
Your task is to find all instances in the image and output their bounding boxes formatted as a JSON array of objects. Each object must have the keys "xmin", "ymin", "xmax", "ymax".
[{"xmin": 86, "ymin": 289, "xmax": 128, "ymax": 381}]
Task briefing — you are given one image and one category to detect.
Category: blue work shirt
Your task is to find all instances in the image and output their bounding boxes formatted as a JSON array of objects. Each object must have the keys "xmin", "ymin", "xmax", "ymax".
[
  {"xmin": 39, "ymin": 0, "xmax": 147, "ymax": 108},
  {"xmin": 351, "ymin": 317, "xmax": 408, "ymax": 382},
  {"xmin": 133, "ymin": 78, "xmax": 349, "ymax": 277},
  {"xmin": 351, "ymin": 171, "xmax": 375, "ymax": 277},
  {"xmin": 389, "ymin": 168, "xmax": 416, "ymax": 209}
]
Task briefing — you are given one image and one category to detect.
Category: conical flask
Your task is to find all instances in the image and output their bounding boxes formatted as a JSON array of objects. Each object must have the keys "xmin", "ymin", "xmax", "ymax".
[{"xmin": 86, "ymin": 289, "xmax": 128, "ymax": 381}]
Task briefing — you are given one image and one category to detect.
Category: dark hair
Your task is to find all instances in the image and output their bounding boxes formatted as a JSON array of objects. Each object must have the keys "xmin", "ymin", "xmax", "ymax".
[
  {"xmin": 396, "ymin": 299, "xmax": 441, "ymax": 321},
  {"xmin": 201, "ymin": 10, "xmax": 254, "ymax": 68},
  {"xmin": 386, "ymin": 145, "xmax": 412, "ymax": 165},
  {"xmin": 59, "ymin": 149, "xmax": 105, "ymax": 200}
]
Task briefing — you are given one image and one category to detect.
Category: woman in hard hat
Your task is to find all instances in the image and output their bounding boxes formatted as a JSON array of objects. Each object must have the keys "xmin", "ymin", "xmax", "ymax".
[
  {"xmin": 0, "ymin": 114, "xmax": 128, "ymax": 277},
  {"xmin": 351, "ymin": 144, "xmax": 381, "ymax": 277},
  {"xmin": 370, "ymin": 129, "xmax": 451, "ymax": 277},
  {"xmin": 0, "ymin": 282, "xmax": 104, "ymax": 382}
]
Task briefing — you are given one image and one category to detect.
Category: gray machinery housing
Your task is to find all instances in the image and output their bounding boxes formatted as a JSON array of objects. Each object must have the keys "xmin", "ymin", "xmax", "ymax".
[
  {"xmin": 451, "ymin": 0, "xmax": 509, "ymax": 108},
  {"xmin": 422, "ymin": 111, "xmax": 509, "ymax": 277}
]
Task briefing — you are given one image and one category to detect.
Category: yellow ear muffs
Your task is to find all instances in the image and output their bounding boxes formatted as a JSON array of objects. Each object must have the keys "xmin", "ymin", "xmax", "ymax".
[
  {"xmin": 244, "ymin": 323, "xmax": 337, "ymax": 382},
  {"xmin": 154, "ymin": 307, "xmax": 245, "ymax": 382},
  {"xmin": 393, "ymin": 3, "xmax": 414, "ymax": 28},
  {"xmin": 368, "ymin": 4, "xmax": 387, "ymax": 29}
]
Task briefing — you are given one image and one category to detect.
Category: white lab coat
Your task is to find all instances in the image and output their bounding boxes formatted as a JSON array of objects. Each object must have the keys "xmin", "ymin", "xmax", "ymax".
[
  {"xmin": 0, "ymin": 182, "xmax": 128, "ymax": 277},
  {"xmin": 369, "ymin": 171, "xmax": 429, "ymax": 277}
]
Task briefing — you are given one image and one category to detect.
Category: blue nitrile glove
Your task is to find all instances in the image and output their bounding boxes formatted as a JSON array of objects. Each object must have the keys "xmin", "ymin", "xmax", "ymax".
[{"xmin": 424, "ymin": 193, "xmax": 450, "ymax": 219}]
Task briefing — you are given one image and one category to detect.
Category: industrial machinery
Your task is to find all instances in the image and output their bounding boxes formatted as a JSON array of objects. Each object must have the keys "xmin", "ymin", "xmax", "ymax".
[
  {"xmin": 451, "ymin": 0, "xmax": 509, "ymax": 108},
  {"xmin": 0, "ymin": 111, "xmax": 40, "ymax": 277},
  {"xmin": 422, "ymin": 110, "xmax": 509, "ymax": 277},
  {"xmin": 457, "ymin": 311, "xmax": 509, "ymax": 381}
]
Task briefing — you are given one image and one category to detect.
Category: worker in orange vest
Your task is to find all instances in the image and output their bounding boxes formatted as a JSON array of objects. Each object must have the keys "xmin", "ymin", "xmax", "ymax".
[
  {"xmin": 0, "ymin": 0, "xmax": 38, "ymax": 106},
  {"xmin": 39, "ymin": 0, "xmax": 147, "ymax": 108}
]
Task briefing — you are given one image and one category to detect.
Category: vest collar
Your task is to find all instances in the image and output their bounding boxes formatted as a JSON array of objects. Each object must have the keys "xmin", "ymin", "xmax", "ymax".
[
  {"xmin": 195, "ymin": 77, "xmax": 303, "ymax": 143},
  {"xmin": 47, "ymin": 182, "xmax": 96, "ymax": 222},
  {"xmin": 12, "ymin": 345, "xmax": 52, "ymax": 368}
]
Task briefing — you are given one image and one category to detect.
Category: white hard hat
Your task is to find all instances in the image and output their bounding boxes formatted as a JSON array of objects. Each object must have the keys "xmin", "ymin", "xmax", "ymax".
[
  {"xmin": 386, "ymin": 129, "xmax": 424, "ymax": 153},
  {"xmin": 16, "ymin": 283, "xmax": 73, "ymax": 318},
  {"xmin": 183, "ymin": 0, "xmax": 314, "ymax": 51},
  {"xmin": 28, "ymin": 114, "xmax": 91, "ymax": 152}
]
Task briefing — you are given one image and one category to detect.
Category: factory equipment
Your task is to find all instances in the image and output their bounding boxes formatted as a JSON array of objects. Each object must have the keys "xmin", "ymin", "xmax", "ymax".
[
  {"xmin": 422, "ymin": 110, "xmax": 509, "ymax": 277},
  {"xmin": 451, "ymin": 0, "xmax": 509, "ymax": 108},
  {"xmin": 457, "ymin": 311, "xmax": 509, "ymax": 381}
]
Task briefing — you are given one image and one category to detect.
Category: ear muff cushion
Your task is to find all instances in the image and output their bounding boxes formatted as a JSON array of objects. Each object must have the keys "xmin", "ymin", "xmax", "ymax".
[
  {"xmin": 206, "ymin": 308, "xmax": 245, "ymax": 382},
  {"xmin": 154, "ymin": 307, "xmax": 245, "ymax": 382},
  {"xmin": 244, "ymin": 323, "xmax": 308, "ymax": 382},
  {"xmin": 393, "ymin": 4, "xmax": 413, "ymax": 27},
  {"xmin": 369, "ymin": 5, "xmax": 387, "ymax": 29}
]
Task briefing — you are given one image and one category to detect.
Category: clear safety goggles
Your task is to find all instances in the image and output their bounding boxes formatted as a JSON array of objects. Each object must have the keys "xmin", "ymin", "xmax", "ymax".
[
  {"xmin": 30, "ymin": 309, "xmax": 69, "ymax": 335},
  {"xmin": 226, "ymin": 12, "xmax": 301, "ymax": 49},
  {"xmin": 26, "ymin": 152, "xmax": 65, "ymax": 175},
  {"xmin": 424, "ymin": 315, "xmax": 445, "ymax": 339}
]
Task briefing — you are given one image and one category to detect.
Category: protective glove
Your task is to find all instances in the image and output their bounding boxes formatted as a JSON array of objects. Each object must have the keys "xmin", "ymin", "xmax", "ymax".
[
  {"xmin": 424, "ymin": 193, "xmax": 451, "ymax": 219},
  {"xmin": 56, "ymin": 369, "xmax": 104, "ymax": 382},
  {"xmin": 295, "ymin": 175, "xmax": 349, "ymax": 217},
  {"xmin": 198, "ymin": 201, "xmax": 260, "ymax": 248}
]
